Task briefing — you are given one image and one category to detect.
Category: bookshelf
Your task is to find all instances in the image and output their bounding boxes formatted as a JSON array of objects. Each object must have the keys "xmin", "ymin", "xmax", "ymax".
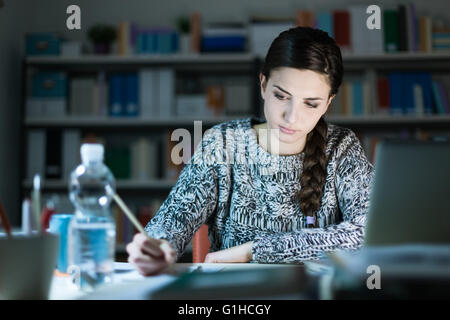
[
  {"xmin": 20, "ymin": 51, "xmax": 450, "ymax": 257},
  {"xmin": 20, "ymin": 52, "xmax": 261, "ymax": 260},
  {"xmin": 24, "ymin": 115, "xmax": 245, "ymax": 128},
  {"xmin": 21, "ymin": 51, "xmax": 450, "ymax": 193}
]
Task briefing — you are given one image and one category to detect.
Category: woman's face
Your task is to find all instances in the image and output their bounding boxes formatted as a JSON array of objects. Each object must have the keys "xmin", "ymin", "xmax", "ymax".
[{"xmin": 260, "ymin": 67, "xmax": 334, "ymax": 153}]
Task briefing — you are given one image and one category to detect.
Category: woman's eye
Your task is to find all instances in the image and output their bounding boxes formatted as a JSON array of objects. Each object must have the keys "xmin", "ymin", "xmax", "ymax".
[
  {"xmin": 306, "ymin": 103, "xmax": 318, "ymax": 108},
  {"xmin": 274, "ymin": 93, "xmax": 287, "ymax": 100}
]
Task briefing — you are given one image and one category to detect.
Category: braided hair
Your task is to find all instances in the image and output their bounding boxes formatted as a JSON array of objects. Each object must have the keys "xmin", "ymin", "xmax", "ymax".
[{"xmin": 260, "ymin": 27, "xmax": 343, "ymax": 228}]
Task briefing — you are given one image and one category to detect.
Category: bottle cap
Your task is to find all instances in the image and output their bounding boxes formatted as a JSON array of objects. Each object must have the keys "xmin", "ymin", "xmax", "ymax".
[{"xmin": 80, "ymin": 143, "xmax": 104, "ymax": 164}]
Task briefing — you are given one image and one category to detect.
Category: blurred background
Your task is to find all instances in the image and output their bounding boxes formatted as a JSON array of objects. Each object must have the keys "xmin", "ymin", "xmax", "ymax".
[{"xmin": 0, "ymin": 0, "xmax": 449, "ymax": 261}]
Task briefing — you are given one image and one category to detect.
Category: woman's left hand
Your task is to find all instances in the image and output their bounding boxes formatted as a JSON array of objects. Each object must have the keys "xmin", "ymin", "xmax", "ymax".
[{"xmin": 204, "ymin": 241, "xmax": 253, "ymax": 263}]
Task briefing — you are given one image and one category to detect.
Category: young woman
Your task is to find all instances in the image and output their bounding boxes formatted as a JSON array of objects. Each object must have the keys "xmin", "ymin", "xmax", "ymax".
[{"xmin": 126, "ymin": 27, "xmax": 375, "ymax": 275}]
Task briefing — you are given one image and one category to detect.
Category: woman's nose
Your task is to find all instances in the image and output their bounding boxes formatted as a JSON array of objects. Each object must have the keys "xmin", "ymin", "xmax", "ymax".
[{"xmin": 284, "ymin": 105, "xmax": 298, "ymax": 124}]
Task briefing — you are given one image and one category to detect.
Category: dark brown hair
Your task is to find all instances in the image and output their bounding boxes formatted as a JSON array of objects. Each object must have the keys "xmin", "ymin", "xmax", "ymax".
[{"xmin": 260, "ymin": 26, "xmax": 343, "ymax": 228}]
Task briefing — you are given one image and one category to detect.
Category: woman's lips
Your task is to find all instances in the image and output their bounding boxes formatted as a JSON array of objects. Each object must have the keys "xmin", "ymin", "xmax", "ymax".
[{"xmin": 279, "ymin": 125, "xmax": 296, "ymax": 135}]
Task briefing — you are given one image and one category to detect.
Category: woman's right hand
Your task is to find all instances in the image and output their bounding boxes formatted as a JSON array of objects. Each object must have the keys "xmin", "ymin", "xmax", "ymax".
[{"xmin": 126, "ymin": 233, "xmax": 176, "ymax": 276}]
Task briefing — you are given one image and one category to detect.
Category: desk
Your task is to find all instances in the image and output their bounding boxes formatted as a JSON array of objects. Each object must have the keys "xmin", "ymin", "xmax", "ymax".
[{"xmin": 49, "ymin": 261, "xmax": 334, "ymax": 300}]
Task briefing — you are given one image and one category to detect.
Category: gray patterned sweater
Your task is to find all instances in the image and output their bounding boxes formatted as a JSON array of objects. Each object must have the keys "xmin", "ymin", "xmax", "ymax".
[{"xmin": 145, "ymin": 117, "xmax": 375, "ymax": 263}]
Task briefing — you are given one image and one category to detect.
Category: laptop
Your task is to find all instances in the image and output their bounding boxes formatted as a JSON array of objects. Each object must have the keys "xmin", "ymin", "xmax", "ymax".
[{"xmin": 364, "ymin": 139, "xmax": 450, "ymax": 246}]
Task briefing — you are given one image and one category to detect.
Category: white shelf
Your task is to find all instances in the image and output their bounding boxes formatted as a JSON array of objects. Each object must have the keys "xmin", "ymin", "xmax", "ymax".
[
  {"xmin": 25, "ymin": 53, "xmax": 256, "ymax": 65},
  {"xmin": 22, "ymin": 179, "xmax": 175, "ymax": 190},
  {"xmin": 24, "ymin": 52, "xmax": 450, "ymax": 65},
  {"xmin": 24, "ymin": 114, "xmax": 450, "ymax": 128},
  {"xmin": 341, "ymin": 52, "xmax": 450, "ymax": 61},
  {"xmin": 325, "ymin": 114, "xmax": 450, "ymax": 125},
  {"xmin": 24, "ymin": 115, "xmax": 250, "ymax": 128}
]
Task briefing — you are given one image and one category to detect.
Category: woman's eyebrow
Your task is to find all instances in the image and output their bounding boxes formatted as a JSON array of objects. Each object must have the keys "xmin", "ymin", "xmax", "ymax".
[
  {"xmin": 273, "ymin": 85, "xmax": 323, "ymax": 100},
  {"xmin": 273, "ymin": 85, "xmax": 292, "ymax": 96}
]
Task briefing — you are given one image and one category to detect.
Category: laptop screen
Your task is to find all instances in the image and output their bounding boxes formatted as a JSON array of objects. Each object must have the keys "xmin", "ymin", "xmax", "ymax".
[{"xmin": 364, "ymin": 140, "xmax": 450, "ymax": 246}]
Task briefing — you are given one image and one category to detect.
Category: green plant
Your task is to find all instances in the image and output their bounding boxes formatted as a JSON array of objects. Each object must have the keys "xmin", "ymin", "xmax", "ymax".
[
  {"xmin": 176, "ymin": 16, "xmax": 190, "ymax": 34},
  {"xmin": 87, "ymin": 24, "xmax": 117, "ymax": 44}
]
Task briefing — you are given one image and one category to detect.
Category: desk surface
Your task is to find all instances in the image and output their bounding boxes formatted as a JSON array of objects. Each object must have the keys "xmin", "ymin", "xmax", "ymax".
[{"xmin": 49, "ymin": 261, "xmax": 333, "ymax": 300}]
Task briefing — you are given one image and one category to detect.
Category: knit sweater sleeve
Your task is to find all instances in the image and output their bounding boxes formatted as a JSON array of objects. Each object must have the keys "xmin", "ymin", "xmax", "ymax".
[
  {"xmin": 251, "ymin": 131, "xmax": 375, "ymax": 263},
  {"xmin": 144, "ymin": 129, "xmax": 220, "ymax": 260}
]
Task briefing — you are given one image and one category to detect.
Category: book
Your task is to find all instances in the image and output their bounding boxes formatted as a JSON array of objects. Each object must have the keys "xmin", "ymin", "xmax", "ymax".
[
  {"xmin": 158, "ymin": 69, "xmax": 175, "ymax": 118},
  {"xmin": 316, "ymin": 12, "xmax": 333, "ymax": 38},
  {"xmin": 376, "ymin": 77, "xmax": 390, "ymax": 114},
  {"xmin": 109, "ymin": 74, "xmax": 123, "ymax": 117},
  {"xmin": 383, "ymin": 10, "xmax": 399, "ymax": 52},
  {"xmin": 413, "ymin": 84, "xmax": 425, "ymax": 115},
  {"xmin": 352, "ymin": 81, "xmax": 363, "ymax": 115},
  {"xmin": 105, "ymin": 146, "xmax": 131, "ymax": 179},
  {"xmin": 107, "ymin": 73, "xmax": 140, "ymax": 117},
  {"xmin": 45, "ymin": 129, "xmax": 62, "ymax": 179},
  {"xmin": 62, "ymin": 129, "xmax": 80, "ymax": 180},
  {"xmin": 432, "ymin": 81, "xmax": 450, "ymax": 114},
  {"xmin": 201, "ymin": 23, "xmax": 247, "ymax": 52},
  {"xmin": 349, "ymin": 5, "xmax": 369, "ymax": 54},
  {"xmin": 97, "ymin": 71, "xmax": 108, "ymax": 117},
  {"xmin": 190, "ymin": 12, "xmax": 202, "ymax": 53},
  {"xmin": 28, "ymin": 71, "xmax": 67, "ymax": 117},
  {"xmin": 139, "ymin": 69, "xmax": 158, "ymax": 118},
  {"xmin": 398, "ymin": 5, "xmax": 408, "ymax": 51},
  {"xmin": 131, "ymin": 137, "xmax": 157, "ymax": 181},
  {"xmin": 201, "ymin": 36, "xmax": 246, "ymax": 52},
  {"xmin": 387, "ymin": 73, "xmax": 403, "ymax": 114},
  {"xmin": 414, "ymin": 72, "xmax": 434, "ymax": 114},
  {"xmin": 432, "ymin": 29, "xmax": 450, "ymax": 51},
  {"xmin": 27, "ymin": 130, "xmax": 46, "ymax": 180},
  {"xmin": 333, "ymin": 11, "xmax": 351, "ymax": 53},
  {"xmin": 437, "ymin": 82, "xmax": 450, "ymax": 113},
  {"xmin": 407, "ymin": 4, "xmax": 418, "ymax": 52},
  {"xmin": 176, "ymin": 94, "xmax": 208, "ymax": 117},
  {"xmin": 249, "ymin": 20, "xmax": 294, "ymax": 57},
  {"xmin": 70, "ymin": 78, "xmax": 96, "ymax": 116},
  {"xmin": 362, "ymin": 80, "xmax": 372, "ymax": 115},
  {"xmin": 419, "ymin": 16, "xmax": 432, "ymax": 52},
  {"xmin": 224, "ymin": 82, "xmax": 251, "ymax": 115},
  {"xmin": 340, "ymin": 82, "xmax": 351, "ymax": 116},
  {"xmin": 117, "ymin": 22, "xmax": 130, "ymax": 55},
  {"xmin": 124, "ymin": 73, "xmax": 139, "ymax": 117},
  {"xmin": 206, "ymin": 85, "xmax": 225, "ymax": 116},
  {"xmin": 26, "ymin": 98, "xmax": 66, "ymax": 118},
  {"xmin": 296, "ymin": 10, "xmax": 315, "ymax": 28},
  {"xmin": 403, "ymin": 73, "xmax": 416, "ymax": 114}
]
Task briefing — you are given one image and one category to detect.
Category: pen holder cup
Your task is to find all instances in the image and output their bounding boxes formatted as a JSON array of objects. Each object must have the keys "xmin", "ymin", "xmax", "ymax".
[{"xmin": 0, "ymin": 233, "xmax": 59, "ymax": 299}]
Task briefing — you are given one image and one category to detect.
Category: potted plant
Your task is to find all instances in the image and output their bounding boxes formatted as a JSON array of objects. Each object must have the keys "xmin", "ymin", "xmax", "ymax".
[
  {"xmin": 176, "ymin": 16, "xmax": 190, "ymax": 54},
  {"xmin": 87, "ymin": 24, "xmax": 117, "ymax": 54}
]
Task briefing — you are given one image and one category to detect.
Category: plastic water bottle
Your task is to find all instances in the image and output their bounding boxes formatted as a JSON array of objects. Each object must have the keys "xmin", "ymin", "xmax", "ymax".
[{"xmin": 68, "ymin": 143, "xmax": 116, "ymax": 291}]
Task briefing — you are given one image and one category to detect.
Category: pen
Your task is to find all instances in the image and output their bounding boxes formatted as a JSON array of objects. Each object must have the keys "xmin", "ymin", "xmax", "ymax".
[
  {"xmin": 21, "ymin": 198, "xmax": 32, "ymax": 235},
  {"xmin": 105, "ymin": 184, "xmax": 147, "ymax": 236},
  {"xmin": 32, "ymin": 174, "xmax": 42, "ymax": 233},
  {"xmin": 105, "ymin": 185, "xmax": 176, "ymax": 272},
  {"xmin": 0, "ymin": 201, "xmax": 12, "ymax": 237}
]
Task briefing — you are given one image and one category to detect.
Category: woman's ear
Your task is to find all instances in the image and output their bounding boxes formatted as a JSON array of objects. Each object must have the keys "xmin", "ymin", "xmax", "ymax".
[
  {"xmin": 327, "ymin": 94, "xmax": 336, "ymax": 106},
  {"xmin": 259, "ymin": 73, "xmax": 267, "ymax": 100},
  {"xmin": 322, "ymin": 94, "xmax": 336, "ymax": 116}
]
